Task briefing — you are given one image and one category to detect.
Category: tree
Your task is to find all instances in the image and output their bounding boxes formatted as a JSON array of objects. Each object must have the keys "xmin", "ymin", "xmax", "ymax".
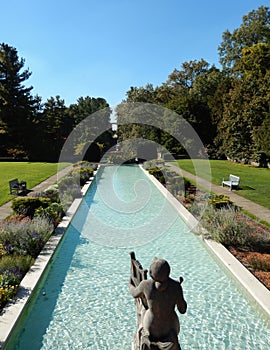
[
  {"xmin": 118, "ymin": 60, "xmax": 220, "ymax": 158},
  {"xmin": 68, "ymin": 96, "xmax": 112, "ymax": 161},
  {"xmin": 218, "ymin": 6, "xmax": 270, "ymax": 73},
  {"xmin": 125, "ymin": 84, "xmax": 157, "ymax": 103},
  {"xmin": 68, "ymin": 96, "xmax": 109, "ymax": 126},
  {"xmin": 255, "ymin": 116, "xmax": 270, "ymax": 162},
  {"xmin": 34, "ymin": 95, "xmax": 73, "ymax": 160},
  {"xmin": 164, "ymin": 60, "xmax": 220, "ymax": 151},
  {"xmin": 166, "ymin": 59, "xmax": 211, "ymax": 88},
  {"xmin": 216, "ymin": 43, "xmax": 270, "ymax": 162},
  {"xmin": 0, "ymin": 43, "xmax": 40, "ymax": 156}
]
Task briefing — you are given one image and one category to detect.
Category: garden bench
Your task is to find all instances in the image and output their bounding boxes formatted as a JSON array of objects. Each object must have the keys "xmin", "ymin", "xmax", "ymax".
[
  {"xmin": 222, "ymin": 174, "xmax": 240, "ymax": 191},
  {"xmin": 9, "ymin": 178, "xmax": 27, "ymax": 195}
]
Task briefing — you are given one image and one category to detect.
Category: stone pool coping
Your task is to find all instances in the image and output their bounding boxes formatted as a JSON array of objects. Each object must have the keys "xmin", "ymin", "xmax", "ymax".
[
  {"xmin": 0, "ymin": 180, "xmax": 92, "ymax": 349},
  {"xmin": 141, "ymin": 166, "xmax": 270, "ymax": 318},
  {"xmin": 1, "ymin": 165, "xmax": 269, "ymax": 348}
]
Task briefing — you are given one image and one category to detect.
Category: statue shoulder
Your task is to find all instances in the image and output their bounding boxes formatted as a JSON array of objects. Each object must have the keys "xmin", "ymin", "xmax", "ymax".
[{"xmin": 169, "ymin": 277, "xmax": 183, "ymax": 291}]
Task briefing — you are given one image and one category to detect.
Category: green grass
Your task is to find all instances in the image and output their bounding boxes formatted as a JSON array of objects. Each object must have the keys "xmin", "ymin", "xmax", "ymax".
[
  {"xmin": 0, "ymin": 162, "xmax": 70, "ymax": 206},
  {"xmin": 174, "ymin": 159, "xmax": 270, "ymax": 209}
]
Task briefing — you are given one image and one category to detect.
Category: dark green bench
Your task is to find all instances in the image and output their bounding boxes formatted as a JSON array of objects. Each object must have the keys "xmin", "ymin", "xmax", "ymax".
[{"xmin": 9, "ymin": 178, "xmax": 27, "ymax": 195}]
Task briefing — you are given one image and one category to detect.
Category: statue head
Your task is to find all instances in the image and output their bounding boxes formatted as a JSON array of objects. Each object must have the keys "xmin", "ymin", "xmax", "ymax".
[{"xmin": 149, "ymin": 257, "xmax": 170, "ymax": 283}]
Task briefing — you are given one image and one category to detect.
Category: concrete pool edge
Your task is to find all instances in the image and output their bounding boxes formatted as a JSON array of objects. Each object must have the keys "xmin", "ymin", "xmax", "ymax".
[
  {"xmin": 1, "ymin": 164, "xmax": 269, "ymax": 348},
  {"xmin": 0, "ymin": 180, "xmax": 92, "ymax": 348},
  {"xmin": 141, "ymin": 166, "xmax": 270, "ymax": 318}
]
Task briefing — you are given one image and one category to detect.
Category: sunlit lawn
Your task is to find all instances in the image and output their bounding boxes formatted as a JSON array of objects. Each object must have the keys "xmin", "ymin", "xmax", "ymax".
[
  {"xmin": 0, "ymin": 162, "xmax": 70, "ymax": 206},
  {"xmin": 174, "ymin": 159, "xmax": 270, "ymax": 209}
]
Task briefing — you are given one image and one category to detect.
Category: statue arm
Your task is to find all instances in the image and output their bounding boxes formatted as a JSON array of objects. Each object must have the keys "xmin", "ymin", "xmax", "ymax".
[
  {"xmin": 177, "ymin": 285, "xmax": 187, "ymax": 314},
  {"xmin": 129, "ymin": 279, "xmax": 146, "ymax": 299}
]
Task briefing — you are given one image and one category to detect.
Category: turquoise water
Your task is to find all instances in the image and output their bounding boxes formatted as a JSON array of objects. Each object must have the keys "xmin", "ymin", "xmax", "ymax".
[{"xmin": 6, "ymin": 165, "xmax": 270, "ymax": 349}]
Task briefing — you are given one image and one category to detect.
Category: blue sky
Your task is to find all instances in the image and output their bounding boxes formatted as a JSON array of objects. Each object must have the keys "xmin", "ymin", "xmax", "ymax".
[{"xmin": 0, "ymin": 0, "xmax": 267, "ymax": 107}]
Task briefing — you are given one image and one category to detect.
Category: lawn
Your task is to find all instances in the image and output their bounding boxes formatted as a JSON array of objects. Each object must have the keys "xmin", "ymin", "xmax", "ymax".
[
  {"xmin": 174, "ymin": 159, "xmax": 270, "ymax": 209},
  {"xmin": 0, "ymin": 162, "xmax": 70, "ymax": 206}
]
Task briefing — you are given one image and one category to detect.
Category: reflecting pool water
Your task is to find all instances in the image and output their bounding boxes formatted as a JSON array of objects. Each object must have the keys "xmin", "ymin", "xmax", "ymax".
[{"xmin": 5, "ymin": 165, "xmax": 270, "ymax": 349}]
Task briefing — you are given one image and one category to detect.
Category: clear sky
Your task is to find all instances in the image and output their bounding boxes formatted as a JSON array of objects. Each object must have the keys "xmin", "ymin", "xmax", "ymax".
[{"xmin": 0, "ymin": 0, "xmax": 267, "ymax": 107}]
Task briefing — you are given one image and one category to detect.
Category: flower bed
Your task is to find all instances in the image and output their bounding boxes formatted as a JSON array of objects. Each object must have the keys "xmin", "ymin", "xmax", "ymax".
[
  {"xmin": 143, "ymin": 161, "xmax": 270, "ymax": 291},
  {"xmin": 0, "ymin": 161, "xmax": 97, "ymax": 311},
  {"xmin": 179, "ymin": 184, "xmax": 270, "ymax": 290}
]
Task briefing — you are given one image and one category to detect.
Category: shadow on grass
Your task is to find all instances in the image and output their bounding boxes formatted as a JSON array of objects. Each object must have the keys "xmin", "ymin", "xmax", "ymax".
[
  {"xmin": 239, "ymin": 185, "xmax": 256, "ymax": 190},
  {"xmin": 17, "ymin": 189, "xmax": 33, "ymax": 197}
]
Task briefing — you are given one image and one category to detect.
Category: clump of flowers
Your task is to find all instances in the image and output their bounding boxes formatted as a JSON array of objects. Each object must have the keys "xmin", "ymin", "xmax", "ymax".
[
  {"xmin": 0, "ymin": 216, "xmax": 53, "ymax": 258},
  {"xmin": 0, "ymin": 255, "xmax": 34, "ymax": 310},
  {"xmin": 201, "ymin": 206, "xmax": 254, "ymax": 248}
]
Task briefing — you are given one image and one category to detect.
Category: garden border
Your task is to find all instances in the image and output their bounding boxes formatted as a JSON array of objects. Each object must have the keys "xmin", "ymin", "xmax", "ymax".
[
  {"xmin": 140, "ymin": 165, "xmax": 270, "ymax": 318},
  {"xmin": 1, "ymin": 165, "xmax": 269, "ymax": 348},
  {"xmin": 0, "ymin": 180, "xmax": 92, "ymax": 348}
]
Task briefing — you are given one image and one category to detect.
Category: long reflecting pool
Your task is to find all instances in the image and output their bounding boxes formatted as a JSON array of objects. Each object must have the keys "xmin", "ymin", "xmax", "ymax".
[{"xmin": 5, "ymin": 165, "xmax": 270, "ymax": 349}]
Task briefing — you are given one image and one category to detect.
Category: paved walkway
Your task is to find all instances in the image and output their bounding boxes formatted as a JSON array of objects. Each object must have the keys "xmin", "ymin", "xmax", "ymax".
[
  {"xmin": 167, "ymin": 163, "xmax": 270, "ymax": 225},
  {"xmin": 0, "ymin": 166, "xmax": 72, "ymax": 222}
]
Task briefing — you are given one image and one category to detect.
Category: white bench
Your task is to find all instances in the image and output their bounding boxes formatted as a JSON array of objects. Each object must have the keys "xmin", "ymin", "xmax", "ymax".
[{"xmin": 222, "ymin": 174, "xmax": 240, "ymax": 191}]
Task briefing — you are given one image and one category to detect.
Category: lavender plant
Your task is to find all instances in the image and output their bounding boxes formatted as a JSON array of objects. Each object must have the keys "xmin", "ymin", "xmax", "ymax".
[
  {"xmin": 0, "ymin": 216, "xmax": 54, "ymax": 258},
  {"xmin": 201, "ymin": 206, "xmax": 254, "ymax": 248}
]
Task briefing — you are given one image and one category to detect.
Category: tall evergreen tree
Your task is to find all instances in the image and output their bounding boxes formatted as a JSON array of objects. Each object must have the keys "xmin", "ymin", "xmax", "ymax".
[
  {"xmin": 35, "ymin": 95, "xmax": 73, "ymax": 161},
  {"xmin": 0, "ymin": 43, "xmax": 40, "ymax": 156}
]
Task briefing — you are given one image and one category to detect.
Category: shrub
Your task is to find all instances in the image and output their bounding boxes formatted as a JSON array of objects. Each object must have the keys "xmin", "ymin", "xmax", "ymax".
[
  {"xmin": 0, "ymin": 243, "xmax": 7, "ymax": 258},
  {"xmin": 0, "ymin": 216, "xmax": 54, "ymax": 258},
  {"xmin": 147, "ymin": 166, "xmax": 165, "ymax": 184},
  {"xmin": 60, "ymin": 192, "xmax": 75, "ymax": 212},
  {"xmin": 69, "ymin": 166, "xmax": 94, "ymax": 186},
  {"xmin": 43, "ymin": 185, "xmax": 60, "ymax": 203},
  {"xmin": 202, "ymin": 206, "xmax": 254, "ymax": 248},
  {"xmin": 0, "ymin": 254, "xmax": 34, "ymax": 275},
  {"xmin": 0, "ymin": 275, "xmax": 19, "ymax": 310},
  {"xmin": 57, "ymin": 163, "xmax": 95, "ymax": 206},
  {"xmin": 35, "ymin": 202, "xmax": 64, "ymax": 227},
  {"xmin": 58, "ymin": 177, "xmax": 81, "ymax": 199},
  {"xmin": 107, "ymin": 154, "xmax": 125, "ymax": 164},
  {"xmin": 57, "ymin": 176, "xmax": 77, "ymax": 191},
  {"xmin": 249, "ymin": 257, "xmax": 270, "ymax": 272},
  {"xmin": 0, "ymin": 271, "xmax": 20, "ymax": 288},
  {"xmin": 74, "ymin": 160, "xmax": 97, "ymax": 170},
  {"xmin": 11, "ymin": 197, "xmax": 51, "ymax": 218},
  {"xmin": 0, "ymin": 255, "xmax": 34, "ymax": 310},
  {"xmin": 208, "ymin": 194, "xmax": 233, "ymax": 209},
  {"xmin": 7, "ymin": 147, "xmax": 28, "ymax": 159},
  {"xmin": 169, "ymin": 176, "xmax": 185, "ymax": 196},
  {"xmin": 143, "ymin": 159, "xmax": 165, "ymax": 169}
]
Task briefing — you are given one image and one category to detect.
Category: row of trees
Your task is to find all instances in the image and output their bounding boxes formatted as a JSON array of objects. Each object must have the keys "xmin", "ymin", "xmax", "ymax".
[
  {"xmin": 117, "ymin": 6, "xmax": 270, "ymax": 165},
  {"xmin": 0, "ymin": 6, "xmax": 269, "ymax": 163},
  {"xmin": 0, "ymin": 44, "xmax": 114, "ymax": 161}
]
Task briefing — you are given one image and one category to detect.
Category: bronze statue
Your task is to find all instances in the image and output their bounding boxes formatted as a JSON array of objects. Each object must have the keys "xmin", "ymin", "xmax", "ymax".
[{"xmin": 129, "ymin": 252, "xmax": 187, "ymax": 350}]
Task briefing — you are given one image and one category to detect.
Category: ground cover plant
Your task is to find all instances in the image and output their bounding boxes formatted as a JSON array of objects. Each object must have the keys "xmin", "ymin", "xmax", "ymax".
[
  {"xmin": 0, "ymin": 216, "xmax": 52, "ymax": 310},
  {"xmin": 174, "ymin": 160, "xmax": 270, "ymax": 209},
  {"xmin": 0, "ymin": 162, "xmax": 70, "ymax": 206}
]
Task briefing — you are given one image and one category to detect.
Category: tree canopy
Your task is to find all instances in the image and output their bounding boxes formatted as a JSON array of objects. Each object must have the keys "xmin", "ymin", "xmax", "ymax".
[
  {"xmin": 1, "ymin": 6, "xmax": 269, "ymax": 165},
  {"xmin": 218, "ymin": 6, "xmax": 270, "ymax": 73},
  {"xmin": 0, "ymin": 43, "xmax": 41, "ymax": 157},
  {"xmin": 117, "ymin": 6, "xmax": 270, "ymax": 164},
  {"xmin": 0, "ymin": 44, "xmax": 112, "ymax": 161}
]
